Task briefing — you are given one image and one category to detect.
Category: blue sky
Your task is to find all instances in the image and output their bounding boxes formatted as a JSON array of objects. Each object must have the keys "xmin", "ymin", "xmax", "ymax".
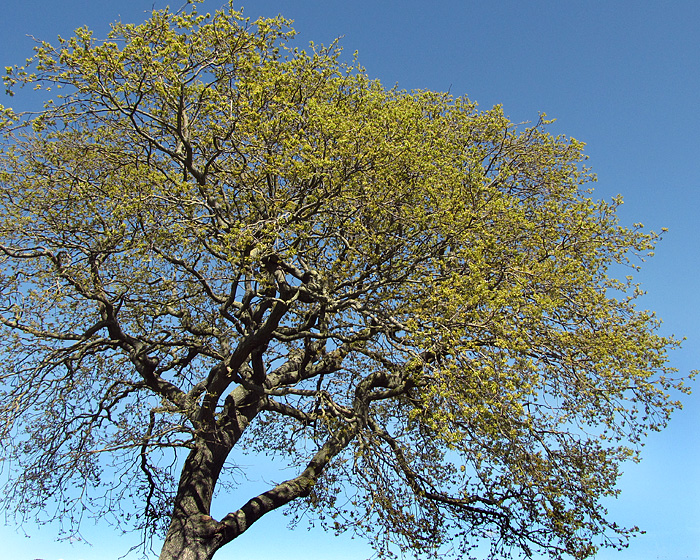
[{"xmin": 1, "ymin": 1, "xmax": 698, "ymax": 559}]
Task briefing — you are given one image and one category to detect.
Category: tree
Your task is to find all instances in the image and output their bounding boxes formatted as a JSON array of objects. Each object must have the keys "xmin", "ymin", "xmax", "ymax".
[{"xmin": 0, "ymin": 4, "xmax": 691, "ymax": 560}]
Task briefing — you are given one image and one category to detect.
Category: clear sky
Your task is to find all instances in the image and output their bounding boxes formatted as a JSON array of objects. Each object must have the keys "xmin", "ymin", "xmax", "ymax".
[{"xmin": 1, "ymin": 1, "xmax": 698, "ymax": 559}]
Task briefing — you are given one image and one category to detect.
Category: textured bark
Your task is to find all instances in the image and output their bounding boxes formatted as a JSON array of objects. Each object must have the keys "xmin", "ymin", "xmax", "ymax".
[
  {"xmin": 157, "ymin": 435, "xmax": 232, "ymax": 560},
  {"xmin": 159, "ymin": 515, "xmax": 220, "ymax": 560}
]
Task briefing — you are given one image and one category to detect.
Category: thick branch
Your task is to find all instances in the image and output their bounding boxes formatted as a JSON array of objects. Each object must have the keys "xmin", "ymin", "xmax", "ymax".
[{"xmin": 217, "ymin": 420, "xmax": 358, "ymax": 543}]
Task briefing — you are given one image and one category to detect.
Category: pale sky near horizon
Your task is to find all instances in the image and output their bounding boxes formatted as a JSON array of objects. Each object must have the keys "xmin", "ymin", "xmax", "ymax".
[{"xmin": 0, "ymin": 1, "xmax": 698, "ymax": 559}]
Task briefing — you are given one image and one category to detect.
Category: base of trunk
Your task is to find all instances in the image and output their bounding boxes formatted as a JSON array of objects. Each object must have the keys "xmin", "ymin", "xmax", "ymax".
[{"xmin": 159, "ymin": 514, "xmax": 222, "ymax": 560}]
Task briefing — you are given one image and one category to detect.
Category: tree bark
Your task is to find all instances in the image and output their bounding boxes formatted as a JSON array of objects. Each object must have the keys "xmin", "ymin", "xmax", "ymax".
[
  {"xmin": 159, "ymin": 514, "xmax": 221, "ymax": 560},
  {"xmin": 158, "ymin": 436, "xmax": 231, "ymax": 560}
]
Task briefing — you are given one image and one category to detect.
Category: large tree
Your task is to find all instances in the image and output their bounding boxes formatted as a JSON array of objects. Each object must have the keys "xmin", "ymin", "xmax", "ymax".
[{"xmin": 0, "ymin": 5, "xmax": 691, "ymax": 560}]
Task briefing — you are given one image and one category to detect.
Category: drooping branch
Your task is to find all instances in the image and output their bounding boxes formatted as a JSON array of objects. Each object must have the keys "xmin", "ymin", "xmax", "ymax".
[{"xmin": 368, "ymin": 417, "xmax": 504, "ymax": 518}]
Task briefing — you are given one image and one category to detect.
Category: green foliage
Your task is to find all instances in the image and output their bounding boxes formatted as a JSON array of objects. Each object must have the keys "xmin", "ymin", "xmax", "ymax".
[{"xmin": 0, "ymin": 4, "xmax": 691, "ymax": 560}]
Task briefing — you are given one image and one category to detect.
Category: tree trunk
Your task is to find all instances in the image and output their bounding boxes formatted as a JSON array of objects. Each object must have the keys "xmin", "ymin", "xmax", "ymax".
[
  {"xmin": 157, "ymin": 399, "xmax": 355, "ymax": 559},
  {"xmin": 159, "ymin": 516, "xmax": 221, "ymax": 560},
  {"xmin": 158, "ymin": 438, "xmax": 230, "ymax": 560}
]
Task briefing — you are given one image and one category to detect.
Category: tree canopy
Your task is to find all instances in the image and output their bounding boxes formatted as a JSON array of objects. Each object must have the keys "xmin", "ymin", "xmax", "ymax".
[{"xmin": 0, "ymin": 5, "xmax": 692, "ymax": 560}]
